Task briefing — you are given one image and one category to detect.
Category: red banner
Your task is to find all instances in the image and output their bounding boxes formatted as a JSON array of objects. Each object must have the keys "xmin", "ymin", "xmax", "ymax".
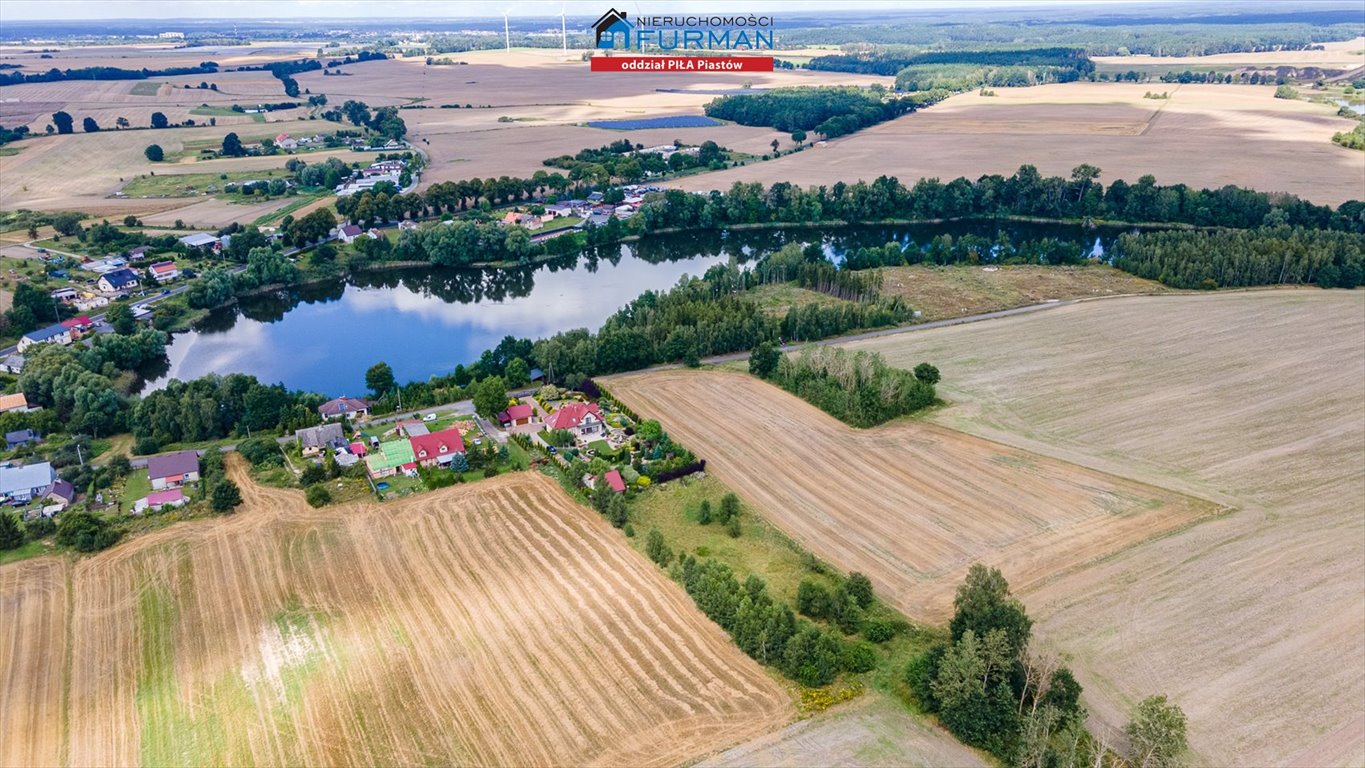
[{"xmin": 591, "ymin": 56, "xmax": 774, "ymax": 73}]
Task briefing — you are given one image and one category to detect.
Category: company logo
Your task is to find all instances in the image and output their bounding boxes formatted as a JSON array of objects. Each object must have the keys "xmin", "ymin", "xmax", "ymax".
[
  {"xmin": 592, "ymin": 9, "xmax": 774, "ymax": 51},
  {"xmin": 594, "ymin": 9, "xmax": 633, "ymax": 49}
]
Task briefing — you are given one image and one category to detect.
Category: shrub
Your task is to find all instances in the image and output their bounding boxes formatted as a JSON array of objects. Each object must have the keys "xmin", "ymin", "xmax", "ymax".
[
  {"xmin": 846, "ymin": 572, "xmax": 874, "ymax": 608},
  {"xmin": 0, "ymin": 512, "xmax": 22, "ymax": 550},
  {"xmin": 55, "ymin": 511, "xmax": 120, "ymax": 552},
  {"xmin": 305, "ymin": 484, "xmax": 331, "ymax": 507},
  {"xmin": 210, "ymin": 480, "xmax": 243, "ymax": 512},
  {"xmin": 698, "ymin": 499, "xmax": 712, "ymax": 524},
  {"xmin": 905, "ymin": 645, "xmax": 945, "ymax": 711},
  {"xmin": 726, "ymin": 515, "xmax": 742, "ymax": 538},
  {"xmin": 299, "ymin": 463, "xmax": 326, "ymax": 485},
  {"xmin": 238, "ymin": 436, "xmax": 281, "ymax": 466},
  {"xmin": 645, "ymin": 528, "xmax": 672, "ymax": 566},
  {"xmin": 797, "ymin": 579, "xmax": 833, "ymax": 619},
  {"xmin": 842, "ymin": 640, "xmax": 878, "ymax": 673},
  {"xmin": 719, "ymin": 492, "xmax": 740, "ymax": 522},
  {"xmin": 24, "ymin": 515, "xmax": 57, "ymax": 541},
  {"xmin": 862, "ymin": 619, "xmax": 896, "ymax": 643}
]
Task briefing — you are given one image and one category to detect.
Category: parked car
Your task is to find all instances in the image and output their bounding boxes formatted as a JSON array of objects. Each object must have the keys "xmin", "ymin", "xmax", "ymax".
[{"xmin": 422, "ymin": 413, "xmax": 437, "ymax": 422}]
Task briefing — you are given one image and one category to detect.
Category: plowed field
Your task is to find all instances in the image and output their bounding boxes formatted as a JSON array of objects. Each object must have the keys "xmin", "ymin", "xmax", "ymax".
[
  {"xmin": 0, "ymin": 460, "xmax": 791, "ymax": 767},
  {"xmin": 605, "ymin": 370, "xmax": 1215, "ymax": 622}
]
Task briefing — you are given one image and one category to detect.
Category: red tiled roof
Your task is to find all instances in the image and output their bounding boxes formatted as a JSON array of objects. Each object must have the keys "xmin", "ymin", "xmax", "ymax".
[
  {"xmin": 604, "ymin": 470, "xmax": 626, "ymax": 493},
  {"xmin": 147, "ymin": 489, "xmax": 185, "ymax": 506},
  {"xmin": 60, "ymin": 315, "xmax": 93, "ymax": 329},
  {"xmin": 150, "ymin": 261, "xmax": 177, "ymax": 274},
  {"xmin": 409, "ymin": 427, "xmax": 465, "ymax": 460},
  {"xmin": 501, "ymin": 403, "xmax": 534, "ymax": 422},
  {"xmin": 547, "ymin": 402, "xmax": 601, "ymax": 431},
  {"xmin": 349, "ymin": 442, "xmax": 368, "ymax": 456}
]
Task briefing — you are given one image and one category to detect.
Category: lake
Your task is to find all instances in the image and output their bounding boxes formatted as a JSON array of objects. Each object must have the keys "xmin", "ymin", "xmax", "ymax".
[{"xmin": 143, "ymin": 221, "xmax": 1123, "ymax": 396}]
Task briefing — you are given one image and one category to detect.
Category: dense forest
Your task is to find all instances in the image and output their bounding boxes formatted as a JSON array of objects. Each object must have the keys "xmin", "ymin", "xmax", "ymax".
[
  {"xmin": 0, "ymin": 61, "xmax": 218, "ymax": 85},
  {"xmin": 804, "ymin": 47, "xmax": 1095, "ymax": 92},
  {"xmin": 757, "ymin": 346, "xmax": 938, "ymax": 427},
  {"xmin": 1114, "ymin": 227, "xmax": 1365, "ymax": 289},
  {"xmin": 703, "ymin": 86, "xmax": 944, "ymax": 137}
]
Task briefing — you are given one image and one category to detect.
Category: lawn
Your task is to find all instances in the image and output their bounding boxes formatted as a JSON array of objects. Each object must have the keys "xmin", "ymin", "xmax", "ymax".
[
  {"xmin": 0, "ymin": 537, "xmax": 53, "ymax": 566},
  {"xmin": 119, "ymin": 469, "xmax": 152, "ymax": 511},
  {"xmin": 121, "ymin": 169, "xmax": 295, "ymax": 198},
  {"xmin": 742, "ymin": 283, "xmax": 853, "ymax": 317},
  {"xmin": 530, "ymin": 215, "xmax": 582, "ymax": 234},
  {"xmin": 190, "ymin": 105, "xmax": 266, "ymax": 123}
]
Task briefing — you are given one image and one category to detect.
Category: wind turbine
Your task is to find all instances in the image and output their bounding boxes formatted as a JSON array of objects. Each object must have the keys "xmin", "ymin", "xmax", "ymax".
[
  {"xmin": 504, "ymin": 10, "xmax": 511, "ymax": 51},
  {"xmin": 560, "ymin": 4, "xmax": 567, "ymax": 54}
]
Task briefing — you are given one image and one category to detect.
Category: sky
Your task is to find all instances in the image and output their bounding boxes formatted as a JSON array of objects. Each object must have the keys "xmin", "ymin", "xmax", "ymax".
[{"xmin": 0, "ymin": 0, "xmax": 1182, "ymax": 22}]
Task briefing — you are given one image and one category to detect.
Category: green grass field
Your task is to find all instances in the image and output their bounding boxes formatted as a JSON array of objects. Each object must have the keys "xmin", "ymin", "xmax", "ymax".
[
  {"xmin": 0, "ymin": 538, "xmax": 52, "ymax": 566},
  {"xmin": 130, "ymin": 81, "xmax": 164, "ymax": 96},
  {"xmin": 190, "ymin": 105, "xmax": 266, "ymax": 123},
  {"xmin": 120, "ymin": 469, "xmax": 152, "ymax": 511},
  {"xmin": 742, "ymin": 283, "xmax": 852, "ymax": 317},
  {"xmin": 121, "ymin": 169, "xmax": 294, "ymax": 198}
]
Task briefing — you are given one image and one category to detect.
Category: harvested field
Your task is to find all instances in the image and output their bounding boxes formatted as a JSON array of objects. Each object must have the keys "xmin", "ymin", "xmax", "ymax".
[
  {"xmin": 842, "ymin": 290, "xmax": 1365, "ymax": 766},
  {"xmin": 671, "ymin": 82, "xmax": 1365, "ymax": 205},
  {"xmin": 1, "ymin": 461, "xmax": 791, "ymax": 767},
  {"xmin": 0, "ymin": 120, "xmax": 347, "ymax": 215},
  {"xmin": 877, "ymin": 264, "xmax": 1169, "ymax": 322},
  {"xmin": 605, "ymin": 369, "xmax": 1215, "ymax": 622},
  {"xmin": 701, "ymin": 692, "xmax": 986, "ymax": 768},
  {"xmin": 1092, "ymin": 36, "xmax": 1365, "ymax": 72}
]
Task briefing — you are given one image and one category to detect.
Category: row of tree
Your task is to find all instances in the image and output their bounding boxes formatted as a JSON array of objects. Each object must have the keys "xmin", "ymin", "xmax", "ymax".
[
  {"xmin": 1113, "ymin": 227, "xmax": 1365, "ymax": 289},
  {"xmin": 542, "ymin": 138, "xmax": 728, "ymax": 181},
  {"xmin": 703, "ymin": 85, "xmax": 939, "ymax": 138}
]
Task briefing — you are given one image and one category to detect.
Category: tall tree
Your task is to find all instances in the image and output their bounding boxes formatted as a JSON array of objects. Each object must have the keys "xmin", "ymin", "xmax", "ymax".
[
  {"xmin": 52, "ymin": 111, "xmax": 73, "ymax": 134},
  {"xmin": 365, "ymin": 361, "xmax": 396, "ymax": 399},
  {"xmin": 472, "ymin": 375, "xmax": 507, "ymax": 418},
  {"xmin": 1126, "ymin": 695, "xmax": 1188, "ymax": 768},
  {"xmin": 221, "ymin": 132, "xmax": 245, "ymax": 157},
  {"xmin": 82, "ymin": 116, "xmax": 99, "ymax": 132},
  {"xmin": 150, "ymin": 111, "xmax": 169, "ymax": 129}
]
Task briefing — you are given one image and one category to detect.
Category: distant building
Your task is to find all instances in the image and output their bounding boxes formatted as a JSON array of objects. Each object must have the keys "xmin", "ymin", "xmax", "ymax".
[
  {"xmin": 17, "ymin": 324, "xmax": 72, "ymax": 353},
  {"xmin": 318, "ymin": 397, "xmax": 370, "ymax": 421},
  {"xmin": 146, "ymin": 450, "xmax": 201, "ymax": 491},
  {"xmin": 127, "ymin": 245, "xmax": 152, "ymax": 261},
  {"xmin": 296, "ymin": 422, "xmax": 345, "ymax": 457},
  {"xmin": 179, "ymin": 233, "xmax": 219, "ymax": 250},
  {"xmin": 50, "ymin": 287, "xmax": 79, "ymax": 303}
]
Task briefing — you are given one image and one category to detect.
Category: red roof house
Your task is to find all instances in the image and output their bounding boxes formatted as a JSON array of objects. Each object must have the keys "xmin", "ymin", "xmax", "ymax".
[
  {"xmin": 498, "ymin": 403, "xmax": 535, "ymax": 427},
  {"xmin": 349, "ymin": 441, "xmax": 369, "ymax": 457},
  {"xmin": 603, "ymin": 469, "xmax": 626, "ymax": 493},
  {"xmin": 60, "ymin": 315, "xmax": 94, "ymax": 334},
  {"xmin": 409, "ymin": 427, "xmax": 466, "ymax": 467},
  {"xmin": 546, "ymin": 402, "xmax": 603, "ymax": 435}
]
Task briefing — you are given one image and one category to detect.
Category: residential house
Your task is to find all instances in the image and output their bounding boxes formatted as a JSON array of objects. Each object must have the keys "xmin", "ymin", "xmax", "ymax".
[
  {"xmin": 497, "ymin": 403, "xmax": 536, "ymax": 428},
  {"xmin": 127, "ymin": 245, "xmax": 152, "ymax": 261},
  {"xmin": 5, "ymin": 429, "xmax": 39, "ymax": 450},
  {"xmin": 17, "ymin": 324, "xmax": 72, "ymax": 353},
  {"xmin": 603, "ymin": 469, "xmax": 626, "ymax": 494},
  {"xmin": 409, "ymin": 427, "xmax": 465, "ymax": 468},
  {"xmin": 1, "ymin": 354, "xmax": 26, "ymax": 375},
  {"xmin": 545, "ymin": 206, "xmax": 573, "ymax": 219},
  {"xmin": 337, "ymin": 224, "xmax": 364, "ymax": 244},
  {"xmin": 296, "ymin": 422, "xmax": 345, "ymax": 457},
  {"xmin": 318, "ymin": 396, "xmax": 370, "ymax": 421},
  {"xmin": 501, "ymin": 211, "xmax": 539, "ymax": 227},
  {"xmin": 365, "ymin": 439, "xmax": 416, "ymax": 479},
  {"xmin": 398, "ymin": 219, "xmax": 419, "ymax": 231},
  {"xmin": 0, "ymin": 393, "xmax": 30, "ymax": 414},
  {"xmin": 97, "ymin": 268, "xmax": 140, "ymax": 293},
  {"xmin": 179, "ymin": 233, "xmax": 220, "ymax": 250},
  {"xmin": 149, "ymin": 261, "xmax": 179, "ymax": 282},
  {"xmin": 134, "ymin": 488, "xmax": 187, "ymax": 514},
  {"xmin": 72, "ymin": 294, "xmax": 111, "ymax": 311},
  {"xmin": 547, "ymin": 401, "xmax": 605, "ymax": 439},
  {"xmin": 147, "ymin": 450, "xmax": 201, "ymax": 491},
  {"xmin": 0, "ymin": 461, "xmax": 55, "ymax": 503},
  {"xmin": 44, "ymin": 478, "xmax": 75, "ymax": 511},
  {"xmin": 365, "ymin": 228, "xmax": 382, "ymax": 240}
]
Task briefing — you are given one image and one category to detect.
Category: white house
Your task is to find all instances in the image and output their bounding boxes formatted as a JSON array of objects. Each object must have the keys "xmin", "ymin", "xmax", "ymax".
[
  {"xmin": 17, "ymin": 324, "xmax": 72, "ymax": 353},
  {"xmin": 96, "ymin": 268, "xmax": 140, "ymax": 294},
  {"xmin": 0, "ymin": 461, "xmax": 56, "ymax": 503},
  {"xmin": 337, "ymin": 224, "xmax": 364, "ymax": 243},
  {"xmin": 149, "ymin": 261, "xmax": 179, "ymax": 282}
]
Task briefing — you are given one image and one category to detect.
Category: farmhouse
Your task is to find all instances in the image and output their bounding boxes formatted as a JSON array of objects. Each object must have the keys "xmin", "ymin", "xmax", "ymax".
[
  {"xmin": 365, "ymin": 439, "xmax": 416, "ymax": 479},
  {"xmin": 409, "ymin": 427, "xmax": 466, "ymax": 468},
  {"xmin": 497, "ymin": 403, "xmax": 536, "ymax": 427},
  {"xmin": 0, "ymin": 461, "xmax": 55, "ymax": 503},
  {"xmin": 18, "ymin": 323, "xmax": 72, "ymax": 353},
  {"xmin": 179, "ymin": 233, "xmax": 220, "ymax": 250},
  {"xmin": 149, "ymin": 261, "xmax": 179, "ymax": 282},
  {"xmin": 0, "ymin": 392, "xmax": 30, "ymax": 414},
  {"xmin": 337, "ymin": 224, "xmax": 364, "ymax": 244},
  {"xmin": 134, "ymin": 488, "xmax": 187, "ymax": 514},
  {"xmin": 319, "ymin": 396, "xmax": 370, "ymax": 420},
  {"xmin": 146, "ymin": 450, "xmax": 201, "ymax": 491},
  {"xmin": 547, "ymin": 401, "xmax": 605, "ymax": 439},
  {"xmin": 97, "ymin": 268, "xmax": 140, "ymax": 293},
  {"xmin": 296, "ymin": 422, "xmax": 346, "ymax": 457}
]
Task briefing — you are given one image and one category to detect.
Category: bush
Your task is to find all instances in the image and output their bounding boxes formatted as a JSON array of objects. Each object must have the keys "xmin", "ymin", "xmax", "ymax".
[
  {"xmin": 846, "ymin": 572, "xmax": 874, "ymax": 608},
  {"xmin": 719, "ymin": 492, "xmax": 740, "ymax": 522},
  {"xmin": 24, "ymin": 515, "xmax": 57, "ymax": 541},
  {"xmin": 144, "ymin": 143, "xmax": 164, "ymax": 162},
  {"xmin": 842, "ymin": 640, "xmax": 878, "ymax": 673},
  {"xmin": 797, "ymin": 579, "xmax": 833, "ymax": 619},
  {"xmin": 862, "ymin": 619, "xmax": 896, "ymax": 643},
  {"xmin": 698, "ymin": 499, "xmax": 712, "ymax": 524},
  {"xmin": 210, "ymin": 480, "xmax": 243, "ymax": 512},
  {"xmin": 645, "ymin": 528, "xmax": 672, "ymax": 566},
  {"xmin": 905, "ymin": 645, "xmax": 944, "ymax": 711},
  {"xmin": 0, "ymin": 512, "xmax": 22, "ymax": 550},
  {"xmin": 238, "ymin": 436, "xmax": 281, "ymax": 466},
  {"xmin": 55, "ymin": 511, "xmax": 120, "ymax": 552},
  {"xmin": 134, "ymin": 436, "xmax": 161, "ymax": 455},
  {"xmin": 726, "ymin": 515, "xmax": 742, "ymax": 538},
  {"xmin": 305, "ymin": 484, "xmax": 332, "ymax": 507},
  {"xmin": 299, "ymin": 463, "xmax": 326, "ymax": 485}
]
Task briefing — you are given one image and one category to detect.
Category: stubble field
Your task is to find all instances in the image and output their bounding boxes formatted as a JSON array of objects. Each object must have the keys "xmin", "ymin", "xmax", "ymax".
[
  {"xmin": 605, "ymin": 369, "xmax": 1215, "ymax": 622},
  {"xmin": 672, "ymin": 82, "xmax": 1365, "ymax": 205},
  {"xmin": 841, "ymin": 289, "xmax": 1365, "ymax": 766},
  {"xmin": 0, "ymin": 460, "xmax": 792, "ymax": 768}
]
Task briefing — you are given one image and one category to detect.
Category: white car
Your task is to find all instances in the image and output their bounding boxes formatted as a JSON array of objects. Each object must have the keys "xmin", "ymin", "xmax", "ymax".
[{"xmin": 422, "ymin": 413, "xmax": 438, "ymax": 422}]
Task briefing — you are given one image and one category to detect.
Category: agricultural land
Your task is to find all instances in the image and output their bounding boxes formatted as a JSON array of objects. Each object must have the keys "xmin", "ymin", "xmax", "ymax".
[
  {"xmin": 839, "ymin": 289, "xmax": 1365, "ymax": 766},
  {"xmin": 0, "ymin": 459, "xmax": 792, "ymax": 768}
]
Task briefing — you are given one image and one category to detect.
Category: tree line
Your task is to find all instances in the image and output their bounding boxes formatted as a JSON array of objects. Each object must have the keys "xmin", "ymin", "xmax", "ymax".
[
  {"xmin": 703, "ymin": 86, "xmax": 940, "ymax": 138},
  {"xmin": 1113, "ymin": 227, "xmax": 1365, "ymax": 289},
  {"xmin": 543, "ymin": 138, "xmax": 729, "ymax": 182},
  {"xmin": 0, "ymin": 61, "xmax": 218, "ymax": 86}
]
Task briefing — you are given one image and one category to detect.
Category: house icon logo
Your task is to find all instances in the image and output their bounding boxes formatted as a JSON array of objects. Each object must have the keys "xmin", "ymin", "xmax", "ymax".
[{"xmin": 594, "ymin": 8, "xmax": 632, "ymax": 49}]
